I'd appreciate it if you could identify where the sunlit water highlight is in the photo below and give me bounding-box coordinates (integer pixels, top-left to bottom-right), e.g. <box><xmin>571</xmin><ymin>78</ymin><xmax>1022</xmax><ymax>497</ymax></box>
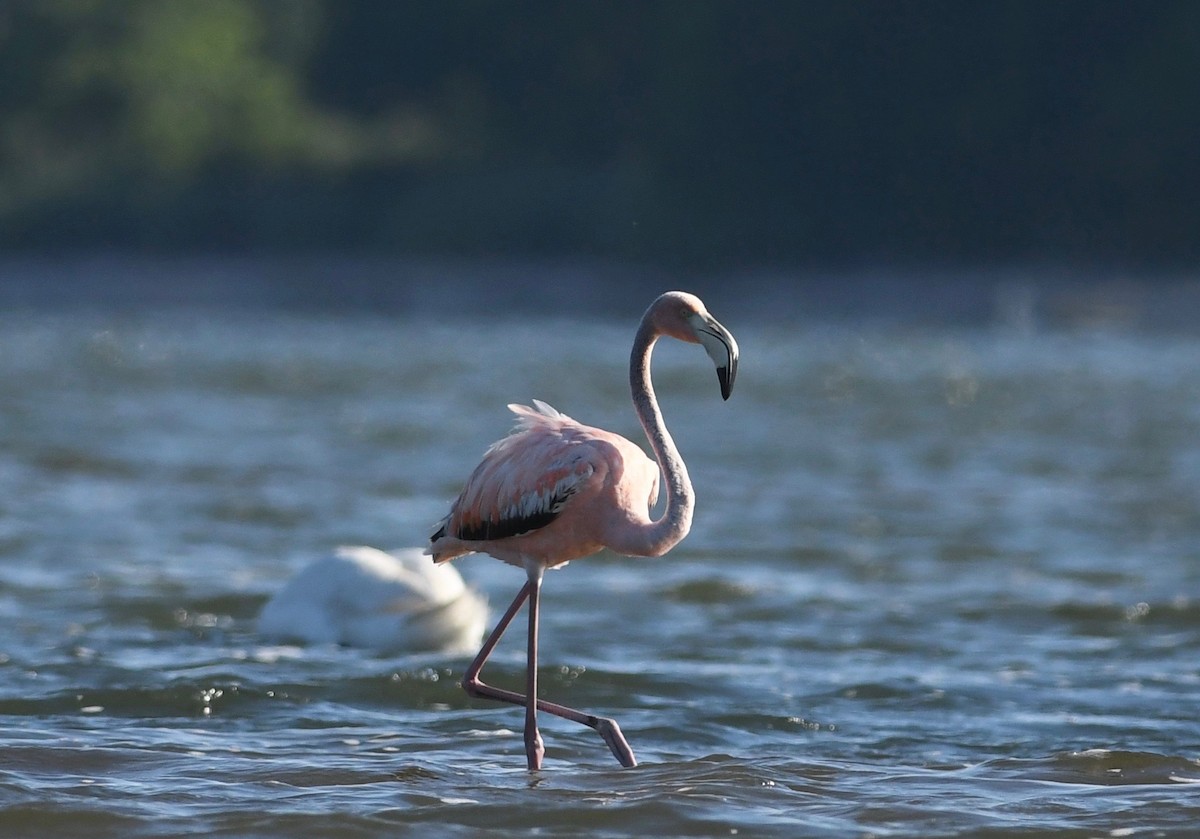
<box><xmin>2</xmin><ymin>285</ymin><xmax>1199</xmax><ymax>836</ymax></box>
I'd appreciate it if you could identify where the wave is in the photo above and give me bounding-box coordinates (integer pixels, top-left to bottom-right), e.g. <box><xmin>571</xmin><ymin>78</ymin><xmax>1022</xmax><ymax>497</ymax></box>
<box><xmin>984</xmin><ymin>749</ymin><xmax>1200</xmax><ymax>786</ymax></box>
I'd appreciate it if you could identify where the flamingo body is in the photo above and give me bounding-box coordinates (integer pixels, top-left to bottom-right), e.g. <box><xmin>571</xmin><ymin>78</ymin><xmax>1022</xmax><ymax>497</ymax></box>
<box><xmin>258</xmin><ymin>546</ymin><xmax>488</xmax><ymax>654</ymax></box>
<box><xmin>429</xmin><ymin>400</ymin><xmax>661</xmax><ymax>570</ymax></box>
<box><xmin>427</xmin><ymin>291</ymin><xmax>738</xmax><ymax>769</ymax></box>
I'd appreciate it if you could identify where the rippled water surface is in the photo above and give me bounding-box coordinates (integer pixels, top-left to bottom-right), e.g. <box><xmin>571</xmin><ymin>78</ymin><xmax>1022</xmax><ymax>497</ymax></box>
<box><xmin>2</xmin><ymin>275</ymin><xmax>1200</xmax><ymax>837</ymax></box>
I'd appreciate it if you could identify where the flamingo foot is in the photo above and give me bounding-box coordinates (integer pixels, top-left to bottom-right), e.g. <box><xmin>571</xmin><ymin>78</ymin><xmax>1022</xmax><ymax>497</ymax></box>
<box><xmin>594</xmin><ymin>716</ymin><xmax>637</xmax><ymax>768</ymax></box>
<box><xmin>525</xmin><ymin>725</ymin><xmax>545</xmax><ymax>770</ymax></box>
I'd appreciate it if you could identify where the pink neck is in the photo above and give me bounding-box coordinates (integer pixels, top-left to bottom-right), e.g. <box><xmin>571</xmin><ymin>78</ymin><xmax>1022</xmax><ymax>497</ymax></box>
<box><xmin>621</xmin><ymin>317</ymin><xmax>694</xmax><ymax>557</ymax></box>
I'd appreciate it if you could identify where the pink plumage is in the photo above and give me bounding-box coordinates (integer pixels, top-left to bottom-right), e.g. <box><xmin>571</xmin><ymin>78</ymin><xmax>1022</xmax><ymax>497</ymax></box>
<box><xmin>429</xmin><ymin>400</ymin><xmax>659</xmax><ymax>570</ymax></box>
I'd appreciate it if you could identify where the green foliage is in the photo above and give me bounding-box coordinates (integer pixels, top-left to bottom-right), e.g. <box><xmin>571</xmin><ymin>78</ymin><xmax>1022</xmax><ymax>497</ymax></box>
<box><xmin>102</xmin><ymin>0</ymin><xmax>306</xmax><ymax>169</ymax></box>
<box><xmin>0</xmin><ymin>1</ymin><xmax>1197</xmax><ymax>263</ymax></box>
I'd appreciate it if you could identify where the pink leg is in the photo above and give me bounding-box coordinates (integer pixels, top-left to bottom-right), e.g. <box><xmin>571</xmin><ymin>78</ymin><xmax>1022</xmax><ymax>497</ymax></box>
<box><xmin>523</xmin><ymin>570</ymin><xmax>545</xmax><ymax>769</ymax></box>
<box><xmin>461</xmin><ymin>576</ymin><xmax>638</xmax><ymax>769</ymax></box>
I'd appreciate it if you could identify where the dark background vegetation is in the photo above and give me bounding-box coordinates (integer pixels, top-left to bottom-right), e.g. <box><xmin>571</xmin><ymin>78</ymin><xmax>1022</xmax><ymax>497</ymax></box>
<box><xmin>2</xmin><ymin>0</ymin><xmax>1197</xmax><ymax>269</ymax></box>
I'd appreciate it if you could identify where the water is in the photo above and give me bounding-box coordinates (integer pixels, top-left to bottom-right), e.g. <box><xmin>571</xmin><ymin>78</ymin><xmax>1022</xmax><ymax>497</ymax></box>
<box><xmin>2</xmin><ymin>267</ymin><xmax>1200</xmax><ymax>836</ymax></box>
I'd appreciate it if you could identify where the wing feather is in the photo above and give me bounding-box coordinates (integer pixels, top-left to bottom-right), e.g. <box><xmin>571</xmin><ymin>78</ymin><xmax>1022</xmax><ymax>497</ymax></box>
<box><xmin>429</xmin><ymin>402</ymin><xmax>604</xmax><ymax>552</ymax></box>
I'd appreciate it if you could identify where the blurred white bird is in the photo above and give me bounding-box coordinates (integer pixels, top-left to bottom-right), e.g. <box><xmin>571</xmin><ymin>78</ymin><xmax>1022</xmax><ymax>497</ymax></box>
<box><xmin>258</xmin><ymin>546</ymin><xmax>488</xmax><ymax>654</ymax></box>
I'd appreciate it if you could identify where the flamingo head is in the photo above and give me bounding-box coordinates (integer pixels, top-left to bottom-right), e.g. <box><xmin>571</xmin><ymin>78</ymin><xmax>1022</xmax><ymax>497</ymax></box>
<box><xmin>653</xmin><ymin>291</ymin><xmax>739</xmax><ymax>400</ymax></box>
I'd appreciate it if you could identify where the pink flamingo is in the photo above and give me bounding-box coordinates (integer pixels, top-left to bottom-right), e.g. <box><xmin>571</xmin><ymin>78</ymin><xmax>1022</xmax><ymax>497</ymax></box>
<box><xmin>427</xmin><ymin>291</ymin><xmax>738</xmax><ymax>770</ymax></box>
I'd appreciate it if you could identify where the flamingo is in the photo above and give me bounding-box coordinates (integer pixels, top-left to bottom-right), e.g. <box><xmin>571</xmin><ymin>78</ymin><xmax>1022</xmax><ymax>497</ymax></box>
<box><xmin>258</xmin><ymin>546</ymin><xmax>488</xmax><ymax>654</ymax></box>
<box><xmin>427</xmin><ymin>291</ymin><xmax>738</xmax><ymax>770</ymax></box>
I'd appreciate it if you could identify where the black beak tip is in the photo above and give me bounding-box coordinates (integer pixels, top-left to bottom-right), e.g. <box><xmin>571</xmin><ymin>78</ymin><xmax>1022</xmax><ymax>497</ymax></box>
<box><xmin>718</xmin><ymin>366</ymin><xmax>735</xmax><ymax>400</ymax></box>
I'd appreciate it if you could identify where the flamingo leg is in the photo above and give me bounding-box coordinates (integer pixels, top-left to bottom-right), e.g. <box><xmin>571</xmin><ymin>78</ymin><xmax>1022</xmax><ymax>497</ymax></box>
<box><xmin>523</xmin><ymin>569</ymin><xmax>545</xmax><ymax>769</ymax></box>
<box><xmin>460</xmin><ymin>576</ymin><xmax>638</xmax><ymax>769</ymax></box>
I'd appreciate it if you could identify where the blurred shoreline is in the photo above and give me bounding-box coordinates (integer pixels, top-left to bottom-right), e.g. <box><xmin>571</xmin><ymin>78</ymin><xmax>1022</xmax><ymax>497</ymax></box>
<box><xmin>1</xmin><ymin>253</ymin><xmax>1199</xmax><ymax>332</ymax></box>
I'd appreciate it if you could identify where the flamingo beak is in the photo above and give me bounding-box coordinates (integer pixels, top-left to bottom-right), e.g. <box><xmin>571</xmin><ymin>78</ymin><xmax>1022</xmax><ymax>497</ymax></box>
<box><xmin>694</xmin><ymin>316</ymin><xmax>739</xmax><ymax>400</ymax></box>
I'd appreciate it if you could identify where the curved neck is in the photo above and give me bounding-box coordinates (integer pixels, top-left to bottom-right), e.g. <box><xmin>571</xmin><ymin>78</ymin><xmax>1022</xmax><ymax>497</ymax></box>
<box><xmin>624</xmin><ymin>317</ymin><xmax>694</xmax><ymax>557</ymax></box>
